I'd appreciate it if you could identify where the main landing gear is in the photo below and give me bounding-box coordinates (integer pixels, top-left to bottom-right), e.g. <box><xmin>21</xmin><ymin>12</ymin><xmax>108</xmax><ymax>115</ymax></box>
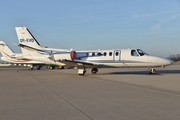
<box><xmin>78</xmin><ymin>69</ymin><xmax>86</xmax><ymax>76</ymax></box>
<box><xmin>149</xmin><ymin>67</ymin><xmax>158</xmax><ymax>74</ymax></box>
<box><xmin>91</xmin><ymin>68</ymin><xmax>98</xmax><ymax>74</ymax></box>
<box><xmin>37</xmin><ymin>65</ymin><xmax>42</xmax><ymax>70</ymax></box>
<box><xmin>29</xmin><ymin>65</ymin><xmax>42</xmax><ymax>70</ymax></box>
<box><xmin>78</xmin><ymin>68</ymin><xmax>99</xmax><ymax>76</ymax></box>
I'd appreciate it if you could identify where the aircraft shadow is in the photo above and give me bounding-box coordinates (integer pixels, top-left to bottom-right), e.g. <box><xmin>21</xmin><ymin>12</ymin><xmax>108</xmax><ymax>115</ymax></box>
<box><xmin>108</xmin><ymin>70</ymin><xmax>180</xmax><ymax>75</ymax></box>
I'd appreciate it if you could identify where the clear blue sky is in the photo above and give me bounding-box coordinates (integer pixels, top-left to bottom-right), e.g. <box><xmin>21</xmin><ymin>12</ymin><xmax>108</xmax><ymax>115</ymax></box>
<box><xmin>0</xmin><ymin>0</ymin><xmax>180</xmax><ymax>57</ymax></box>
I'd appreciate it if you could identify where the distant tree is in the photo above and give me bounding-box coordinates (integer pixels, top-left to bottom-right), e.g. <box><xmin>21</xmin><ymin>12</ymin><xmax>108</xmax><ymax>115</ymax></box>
<box><xmin>167</xmin><ymin>54</ymin><xmax>180</xmax><ymax>62</ymax></box>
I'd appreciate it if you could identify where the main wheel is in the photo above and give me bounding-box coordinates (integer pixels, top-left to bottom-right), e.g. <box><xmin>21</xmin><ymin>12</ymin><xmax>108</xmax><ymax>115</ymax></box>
<box><xmin>78</xmin><ymin>69</ymin><xmax>86</xmax><ymax>76</ymax></box>
<box><xmin>91</xmin><ymin>68</ymin><xmax>98</xmax><ymax>74</ymax></box>
<box><xmin>37</xmin><ymin>66</ymin><xmax>41</xmax><ymax>70</ymax></box>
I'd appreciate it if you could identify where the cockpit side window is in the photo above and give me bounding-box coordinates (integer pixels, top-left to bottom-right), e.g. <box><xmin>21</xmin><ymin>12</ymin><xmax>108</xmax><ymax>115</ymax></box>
<box><xmin>131</xmin><ymin>50</ymin><xmax>139</xmax><ymax>56</ymax></box>
<box><xmin>137</xmin><ymin>49</ymin><xmax>148</xmax><ymax>56</ymax></box>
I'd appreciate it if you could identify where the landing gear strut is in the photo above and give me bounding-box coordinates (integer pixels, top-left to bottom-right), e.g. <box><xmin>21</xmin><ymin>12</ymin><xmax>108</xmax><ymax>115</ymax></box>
<box><xmin>78</xmin><ymin>69</ymin><xmax>86</xmax><ymax>76</ymax></box>
<box><xmin>91</xmin><ymin>68</ymin><xmax>98</xmax><ymax>74</ymax></box>
<box><xmin>149</xmin><ymin>67</ymin><xmax>157</xmax><ymax>74</ymax></box>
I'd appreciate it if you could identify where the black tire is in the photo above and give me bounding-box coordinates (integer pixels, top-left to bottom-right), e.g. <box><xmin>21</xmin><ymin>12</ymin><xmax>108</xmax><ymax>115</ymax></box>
<box><xmin>150</xmin><ymin>68</ymin><xmax>156</xmax><ymax>74</ymax></box>
<box><xmin>91</xmin><ymin>68</ymin><xmax>98</xmax><ymax>74</ymax></box>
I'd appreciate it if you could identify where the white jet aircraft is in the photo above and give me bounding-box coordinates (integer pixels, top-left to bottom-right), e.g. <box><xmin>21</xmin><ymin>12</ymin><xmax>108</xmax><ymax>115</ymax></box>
<box><xmin>15</xmin><ymin>26</ymin><xmax>174</xmax><ymax>75</ymax></box>
<box><xmin>0</xmin><ymin>41</ymin><xmax>46</xmax><ymax>70</ymax></box>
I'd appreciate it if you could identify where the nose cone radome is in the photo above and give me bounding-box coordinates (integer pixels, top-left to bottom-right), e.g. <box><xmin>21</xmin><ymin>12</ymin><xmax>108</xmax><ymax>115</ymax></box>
<box><xmin>156</xmin><ymin>57</ymin><xmax>174</xmax><ymax>66</ymax></box>
<box><xmin>149</xmin><ymin>56</ymin><xmax>174</xmax><ymax>66</ymax></box>
<box><xmin>168</xmin><ymin>59</ymin><xmax>174</xmax><ymax>65</ymax></box>
<box><xmin>162</xmin><ymin>59</ymin><xmax>174</xmax><ymax>66</ymax></box>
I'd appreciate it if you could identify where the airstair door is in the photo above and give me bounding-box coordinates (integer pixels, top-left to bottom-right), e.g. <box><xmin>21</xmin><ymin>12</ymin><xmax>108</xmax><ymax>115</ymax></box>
<box><xmin>114</xmin><ymin>50</ymin><xmax>121</xmax><ymax>61</ymax></box>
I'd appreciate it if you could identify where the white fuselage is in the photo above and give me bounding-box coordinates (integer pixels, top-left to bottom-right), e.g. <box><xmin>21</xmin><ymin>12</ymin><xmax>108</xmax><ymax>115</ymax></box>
<box><xmin>76</xmin><ymin>49</ymin><xmax>173</xmax><ymax>68</ymax></box>
<box><xmin>0</xmin><ymin>56</ymin><xmax>44</xmax><ymax>64</ymax></box>
<box><xmin>22</xmin><ymin>48</ymin><xmax>173</xmax><ymax>68</ymax></box>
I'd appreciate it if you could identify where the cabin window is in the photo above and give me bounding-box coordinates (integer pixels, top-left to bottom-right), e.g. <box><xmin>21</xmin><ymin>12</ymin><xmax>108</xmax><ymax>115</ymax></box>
<box><xmin>92</xmin><ymin>52</ymin><xmax>95</xmax><ymax>56</ymax></box>
<box><xmin>109</xmin><ymin>52</ymin><xmax>112</xmax><ymax>56</ymax></box>
<box><xmin>103</xmin><ymin>52</ymin><xmax>107</xmax><ymax>56</ymax></box>
<box><xmin>115</xmin><ymin>52</ymin><xmax>119</xmax><ymax>56</ymax></box>
<box><xmin>131</xmin><ymin>50</ymin><xmax>139</xmax><ymax>56</ymax></box>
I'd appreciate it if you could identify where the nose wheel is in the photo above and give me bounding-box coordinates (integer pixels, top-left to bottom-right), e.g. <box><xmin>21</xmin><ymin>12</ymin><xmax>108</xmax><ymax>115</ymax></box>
<box><xmin>149</xmin><ymin>68</ymin><xmax>157</xmax><ymax>74</ymax></box>
<box><xmin>91</xmin><ymin>68</ymin><xmax>98</xmax><ymax>74</ymax></box>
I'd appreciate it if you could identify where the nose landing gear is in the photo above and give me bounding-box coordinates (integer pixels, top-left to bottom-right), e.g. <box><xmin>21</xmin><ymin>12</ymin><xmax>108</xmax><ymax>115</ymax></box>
<box><xmin>149</xmin><ymin>67</ymin><xmax>158</xmax><ymax>74</ymax></box>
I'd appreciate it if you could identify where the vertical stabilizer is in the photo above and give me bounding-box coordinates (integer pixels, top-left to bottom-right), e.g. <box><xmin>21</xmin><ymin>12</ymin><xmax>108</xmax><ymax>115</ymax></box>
<box><xmin>15</xmin><ymin>26</ymin><xmax>41</xmax><ymax>48</ymax></box>
<box><xmin>0</xmin><ymin>41</ymin><xmax>14</xmax><ymax>57</ymax></box>
<box><xmin>15</xmin><ymin>26</ymin><xmax>41</xmax><ymax>55</ymax></box>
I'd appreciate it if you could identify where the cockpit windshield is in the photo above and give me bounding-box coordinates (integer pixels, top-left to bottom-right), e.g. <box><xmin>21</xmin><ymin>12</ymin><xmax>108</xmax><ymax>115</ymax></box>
<box><xmin>137</xmin><ymin>49</ymin><xmax>148</xmax><ymax>56</ymax></box>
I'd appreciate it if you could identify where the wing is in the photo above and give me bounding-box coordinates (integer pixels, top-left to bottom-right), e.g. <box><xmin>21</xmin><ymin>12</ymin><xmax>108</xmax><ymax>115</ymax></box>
<box><xmin>59</xmin><ymin>59</ymin><xmax>103</xmax><ymax>68</ymax></box>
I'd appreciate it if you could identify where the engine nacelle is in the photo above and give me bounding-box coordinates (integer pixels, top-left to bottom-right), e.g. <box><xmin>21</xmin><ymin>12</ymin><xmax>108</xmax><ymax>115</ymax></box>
<box><xmin>70</xmin><ymin>50</ymin><xmax>76</xmax><ymax>60</ymax></box>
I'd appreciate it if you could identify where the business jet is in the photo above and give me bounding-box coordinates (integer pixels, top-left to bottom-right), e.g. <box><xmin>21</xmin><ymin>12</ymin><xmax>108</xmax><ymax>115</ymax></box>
<box><xmin>15</xmin><ymin>26</ymin><xmax>174</xmax><ymax>75</ymax></box>
<box><xmin>0</xmin><ymin>41</ymin><xmax>47</xmax><ymax>70</ymax></box>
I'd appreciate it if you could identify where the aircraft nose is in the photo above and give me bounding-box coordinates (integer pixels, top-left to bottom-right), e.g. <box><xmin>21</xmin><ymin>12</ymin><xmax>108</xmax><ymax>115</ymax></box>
<box><xmin>169</xmin><ymin>59</ymin><xmax>174</xmax><ymax>65</ymax></box>
<box><xmin>162</xmin><ymin>58</ymin><xmax>174</xmax><ymax>66</ymax></box>
<box><xmin>149</xmin><ymin>56</ymin><xmax>174</xmax><ymax>66</ymax></box>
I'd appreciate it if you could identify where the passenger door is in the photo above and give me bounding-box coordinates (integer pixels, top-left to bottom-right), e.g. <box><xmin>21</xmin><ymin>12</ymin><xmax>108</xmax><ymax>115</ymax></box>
<box><xmin>114</xmin><ymin>50</ymin><xmax>121</xmax><ymax>61</ymax></box>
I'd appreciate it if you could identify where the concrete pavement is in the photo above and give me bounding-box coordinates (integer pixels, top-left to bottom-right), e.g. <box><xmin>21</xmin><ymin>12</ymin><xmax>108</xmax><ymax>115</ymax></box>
<box><xmin>0</xmin><ymin>65</ymin><xmax>180</xmax><ymax>120</ymax></box>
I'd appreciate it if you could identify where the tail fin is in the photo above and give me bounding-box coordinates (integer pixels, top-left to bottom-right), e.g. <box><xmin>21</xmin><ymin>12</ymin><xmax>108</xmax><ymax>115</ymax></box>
<box><xmin>15</xmin><ymin>26</ymin><xmax>41</xmax><ymax>56</ymax></box>
<box><xmin>0</xmin><ymin>41</ymin><xmax>14</xmax><ymax>57</ymax></box>
<box><xmin>15</xmin><ymin>26</ymin><xmax>41</xmax><ymax>48</ymax></box>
